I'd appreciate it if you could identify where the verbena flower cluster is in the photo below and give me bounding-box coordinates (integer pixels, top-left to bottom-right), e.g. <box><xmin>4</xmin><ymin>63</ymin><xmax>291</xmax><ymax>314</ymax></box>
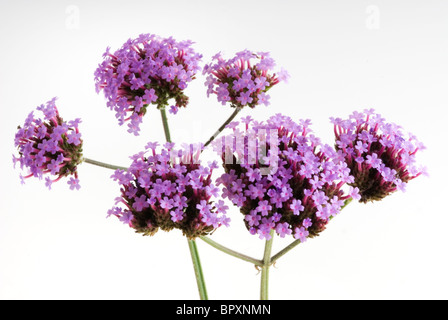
<box><xmin>13</xmin><ymin>98</ymin><xmax>83</xmax><ymax>190</ymax></box>
<box><xmin>108</xmin><ymin>142</ymin><xmax>230</xmax><ymax>239</ymax></box>
<box><xmin>13</xmin><ymin>31</ymin><xmax>427</xmax><ymax>250</ymax></box>
<box><xmin>331</xmin><ymin>109</ymin><xmax>426</xmax><ymax>202</ymax></box>
<box><xmin>203</xmin><ymin>50</ymin><xmax>289</xmax><ymax>109</ymax></box>
<box><xmin>94</xmin><ymin>33</ymin><xmax>202</xmax><ymax>135</ymax></box>
<box><xmin>214</xmin><ymin>114</ymin><xmax>358</xmax><ymax>241</ymax></box>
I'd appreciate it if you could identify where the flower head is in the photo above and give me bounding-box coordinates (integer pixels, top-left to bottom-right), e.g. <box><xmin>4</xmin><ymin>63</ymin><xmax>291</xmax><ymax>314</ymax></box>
<box><xmin>13</xmin><ymin>98</ymin><xmax>83</xmax><ymax>189</ymax></box>
<box><xmin>214</xmin><ymin>114</ymin><xmax>353</xmax><ymax>241</ymax></box>
<box><xmin>203</xmin><ymin>50</ymin><xmax>288</xmax><ymax>109</ymax></box>
<box><xmin>94</xmin><ymin>34</ymin><xmax>202</xmax><ymax>135</ymax></box>
<box><xmin>331</xmin><ymin>109</ymin><xmax>426</xmax><ymax>202</ymax></box>
<box><xmin>109</xmin><ymin>142</ymin><xmax>229</xmax><ymax>239</ymax></box>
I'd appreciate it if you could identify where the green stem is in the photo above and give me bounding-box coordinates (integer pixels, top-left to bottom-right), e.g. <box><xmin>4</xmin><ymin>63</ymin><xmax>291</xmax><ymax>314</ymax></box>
<box><xmin>203</xmin><ymin>106</ymin><xmax>242</xmax><ymax>148</ymax></box>
<box><xmin>270</xmin><ymin>197</ymin><xmax>354</xmax><ymax>265</ymax></box>
<box><xmin>159</xmin><ymin>107</ymin><xmax>208</xmax><ymax>300</ymax></box>
<box><xmin>188</xmin><ymin>239</ymin><xmax>208</xmax><ymax>300</ymax></box>
<box><xmin>160</xmin><ymin>107</ymin><xmax>172</xmax><ymax>143</ymax></box>
<box><xmin>83</xmin><ymin>157</ymin><xmax>128</xmax><ymax>171</ymax></box>
<box><xmin>200</xmin><ymin>236</ymin><xmax>263</xmax><ymax>267</ymax></box>
<box><xmin>270</xmin><ymin>238</ymin><xmax>301</xmax><ymax>264</ymax></box>
<box><xmin>260</xmin><ymin>230</ymin><xmax>275</xmax><ymax>300</ymax></box>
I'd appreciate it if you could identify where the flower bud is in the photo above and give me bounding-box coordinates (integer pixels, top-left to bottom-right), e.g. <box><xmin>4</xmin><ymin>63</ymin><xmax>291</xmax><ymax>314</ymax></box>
<box><xmin>13</xmin><ymin>98</ymin><xmax>83</xmax><ymax>190</ymax></box>
<box><xmin>214</xmin><ymin>114</ymin><xmax>354</xmax><ymax>241</ymax></box>
<box><xmin>203</xmin><ymin>50</ymin><xmax>288</xmax><ymax>109</ymax></box>
<box><xmin>331</xmin><ymin>109</ymin><xmax>426</xmax><ymax>202</ymax></box>
<box><xmin>95</xmin><ymin>34</ymin><xmax>202</xmax><ymax>135</ymax></box>
<box><xmin>109</xmin><ymin>142</ymin><xmax>229</xmax><ymax>239</ymax></box>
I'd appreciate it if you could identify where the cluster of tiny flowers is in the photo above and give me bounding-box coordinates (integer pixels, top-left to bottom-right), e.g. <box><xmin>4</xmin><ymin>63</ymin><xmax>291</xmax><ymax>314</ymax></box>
<box><xmin>203</xmin><ymin>50</ymin><xmax>289</xmax><ymax>109</ymax></box>
<box><xmin>214</xmin><ymin>114</ymin><xmax>358</xmax><ymax>241</ymax></box>
<box><xmin>331</xmin><ymin>109</ymin><xmax>426</xmax><ymax>203</ymax></box>
<box><xmin>94</xmin><ymin>33</ymin><xmax>202</xmax><ymax>135</ymax></box>
<box><xmin>13</xmin><ymin>98</ymin><xmax>83</xmax><ymax>190</ymax></box>
<box><xmin>108</xmin><ymin>142</ymin><xmax>230</xmax><ymax>239</ymax></box>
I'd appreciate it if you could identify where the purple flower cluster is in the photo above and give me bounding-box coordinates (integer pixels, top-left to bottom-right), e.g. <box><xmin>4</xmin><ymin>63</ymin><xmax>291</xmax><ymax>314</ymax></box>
<box><xmin>109</xmin><ymin>142</ymin><xmax>230</xmax><ymax>239</ymax></box>
<box><xmin>214</xmin><ymin>114</ymin><xmax>357</xmax><ymax>241</ymax></box>
<box><xmin>13</xmin><ymin>98</ymin><xmax>83</xmax><ymax>190</ymax></box>
<box><xmin>331</xmin><ymin>109</ymin><xmax>426</xmax><ymax>202</ymax></box>
<box><xmin>94</xmin><ymin>34</ymin><xmax>202</xmax><ymax>135</ymax></box>
<box><xmin>203</xmin><ymin>50</ymin><xmax>289</xmax><ymax>109</ymax></box>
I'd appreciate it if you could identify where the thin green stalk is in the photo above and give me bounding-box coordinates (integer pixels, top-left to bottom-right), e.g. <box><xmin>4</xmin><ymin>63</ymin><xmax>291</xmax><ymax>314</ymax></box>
<box><xmin>83</xmin><ymin>157</ymin><xmax>128</xmax><ymax>171</ymax></box>
<box><xmin>260</xmin><ymin>230</ymin><xmax>275</xmax><ymax>300</ymax></box>
<box><xmin>270</xmin><ymin>238</ymin><xmax>301</xmax><ymax>264</ymax></box>
<box><xmin>270</xmin><ymin>197</ymin><xmax>354</xmax><ymax>265</ymax></box>
<box><xmin>200</xmin><ymin>236</ymin><xmax>263</xmax><ymax>267</ymax></box>
<box><xmin>203</xmin><ymin>106</ymin><xmax>242</xmax><ymax>148</ymax></box>
<box><xmin>160</xmin><ymin>107</ymin><xmax>172</xmax><ymax>143</ymax></box>
<box><xmin>188</xmin><ymin>239</ymin><xmax>208</xmax><ymax>300</ymax></box>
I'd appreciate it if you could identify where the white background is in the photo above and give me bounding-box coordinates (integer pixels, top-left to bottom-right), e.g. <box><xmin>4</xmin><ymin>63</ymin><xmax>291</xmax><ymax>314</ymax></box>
<box><xmin>0</xmin><ymin>0</ymin><xmax>446</xmax><ymax>300</ymax></box>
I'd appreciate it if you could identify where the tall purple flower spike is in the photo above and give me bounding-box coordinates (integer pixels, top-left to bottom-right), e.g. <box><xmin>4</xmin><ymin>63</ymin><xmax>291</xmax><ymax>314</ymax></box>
<box><xmin>109</xmin><ymin>142</ymin><xmax>230</xmax><ymax>239</ymax></box>
<box><xmin>13</xmin><ymin>98</ymin><xmax>83</xmax><ymax>190</ymax></box>
<box><xmin>95</xmin><ymin>34</ymin><xmax>202</xmax><ymax>135</ymax></box>
<box><xmin>214</xmin><ymin>114</ymin><xmax>356</xmax><ymax>241</ymax></box>
<box><xmin>331</xmin><ymin>109</ymin><xmax>426</xmax><ymax>202</ymax></box>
